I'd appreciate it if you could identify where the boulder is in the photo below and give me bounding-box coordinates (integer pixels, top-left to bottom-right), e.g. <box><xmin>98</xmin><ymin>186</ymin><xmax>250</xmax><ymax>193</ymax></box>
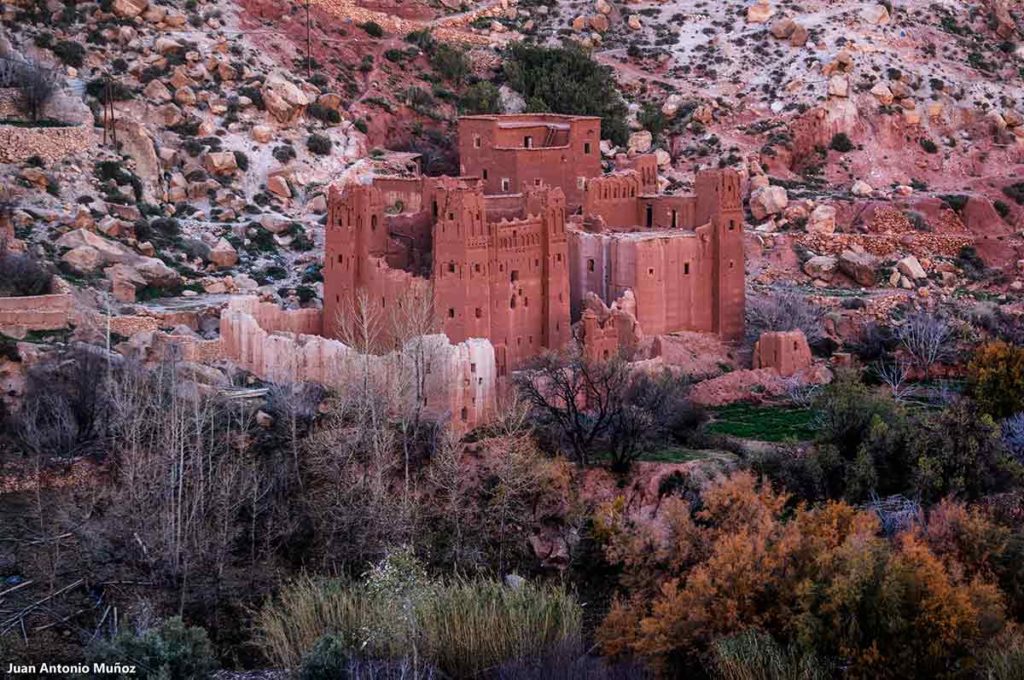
<box><xmin>828</xmin><ymin>75</ymin><xmax>849</xmax><ymax>98</ymax></box>
<box><xmin>627</xmin><ymin>15</ymin><xmax>642</xmax><ymax>31</ymax></box>
<box><xmin>112</xmin><ymin>0</ymin><xmax>148</xmax><ymax>18</ymax></box>
<box><xmin>143</xmin><ymin>79</ymin><xmax>172</xmax><ymax>104</ymax></box>
<box><xmin>133</xmin><ymin>257</ymin><xmax>181</xmax><ymax>287</ymax></box>
<box><xmin>595</xmin><ymin>0</ymin><xmax>612</xmax><ymax>14</ymax></box>
<box><xmin>789</xmin><ymin>24</ymin><xmax>809</xmax><ymax>46</ymax></box>
<box><xmin>267</xmin><ymin>175</ymin><xmax>291</xmax><ymax>199</ymax></box>
<box><xmin>628</xmin><ymin>130</ymin><xmax>653</xmax><ymax>154</ymax></box>
<box><xmin>749</xmin><ymin>185</ymin><xmax>789</xmax><ymax>221</ymax></box>
<box><xmin>897</xmin><ymin>255</ymin><xmax>927</xmax><ymax>280</ymax></box>
<box><xmin>860</xmin><ymin>3</ymin><xmax>890</xmax><ymax>25</ymax></box>
<box><xmin>803</xmin><ymin>255</ymin><xmax>838</xmax><ymax>281</ymax></box>
<box><xmin>251</xmin><ymin>125</ymin><xmax>273</xmax><ymax>143</ymax></box>
<box><xmin>661</xmin><ymin>94</ymin><xmax>684</xmax><ymax>117</ymax></box>
<box><xmin>807</xmin><ymin>204</ymin><xmax>836</xmax><ymax>235</ymax></box>
<box><xmin>747</xmin><ymin>0</ymin><xmax>774</xmax><ymax>23</ymax></box>
<box><xmin>589</xmin><ymin>14</ymin><xmax>610</xmax><ymax>32</ymax></box>
<box><xmin>851</xmin><ymin>180</ymin><xmax>873</xmax><ymax>196</ymax></box>
<box><xmin>262</xmin><ymin>72</ymin><xmax>310</xmax><ymax>124</ymax></box>
<box><xmin>56</xmin><ymin>229</ymin><xmax>135</xmax><ymax>265</ymax></box>
<box><xmin>839</xmin><ymin>249</ymin><xmax>878</xmax><ymax>286</ymax></box>
<box><xmin>203</xmin><ymin>151</ymin><xmax>238</xmax><ymax>176</ymax></box>
<box><xmin>770</xmin><ymin>18</ymin><xmax>796</xmax><ymax>39</ymax></box>
<box><xmin>62</xmin><ymin>246</ymin><xmax>103</xmax><ymax>274</ymax></box>
<box><xmin>173</xmin><ymin>86</ymin><xmax>197</xmax><ymax>107</ymax></box>
<box><xmin>105</xmin><ymin>264</ymin><xmax>147</xmax><ymax>302</ymax></box>
<box><xmin>870</xmin><ymin>82</ymin><xmax>894</xmax><ymax>105</ymax></box>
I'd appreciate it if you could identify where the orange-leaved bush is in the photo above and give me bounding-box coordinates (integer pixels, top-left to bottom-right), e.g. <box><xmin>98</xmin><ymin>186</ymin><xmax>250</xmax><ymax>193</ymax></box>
<box><xmin>596</xmin><ymin>471</ymin><xmax>1009</xmax><ymax>678</ymax></box>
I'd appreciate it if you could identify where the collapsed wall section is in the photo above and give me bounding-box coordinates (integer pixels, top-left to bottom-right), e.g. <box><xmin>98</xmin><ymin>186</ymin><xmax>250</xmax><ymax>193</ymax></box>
<box><xmin>219</xmin><ymin>297</ymin><xmax>496</xmax><ymax>429</ymax></box>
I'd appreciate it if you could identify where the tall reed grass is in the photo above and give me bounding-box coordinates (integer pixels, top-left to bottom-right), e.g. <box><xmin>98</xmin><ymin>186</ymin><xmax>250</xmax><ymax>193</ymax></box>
<box><xmin>256</xmin><ymin>574</ymin><xmax>581</xmax><ymax>678</ymax></box>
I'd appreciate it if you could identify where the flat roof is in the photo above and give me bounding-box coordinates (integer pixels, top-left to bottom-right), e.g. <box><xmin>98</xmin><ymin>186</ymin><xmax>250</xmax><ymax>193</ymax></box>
<box><xmin>460</xmin><ymin>113</ymin><xmax>602</xmax><ymax>122</ymax></box>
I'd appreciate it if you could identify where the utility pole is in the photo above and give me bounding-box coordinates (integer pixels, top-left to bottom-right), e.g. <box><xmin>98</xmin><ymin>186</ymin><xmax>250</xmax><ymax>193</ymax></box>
<box><xmin>305</xmin><ymin>0</ymin><xmax>312</xmax><ymax>79</ymax></box>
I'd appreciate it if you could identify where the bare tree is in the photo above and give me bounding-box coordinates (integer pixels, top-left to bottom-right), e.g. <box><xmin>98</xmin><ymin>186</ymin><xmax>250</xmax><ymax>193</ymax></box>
<box><xmin>875</xmin><ymin>356</ymin><xmax>916</xmax><ymax>402</ymax></box>
<box><xmin>16</xmin><ymin>62</ymin><xmax>56</xmax><ymax>122</ymax></box>
<box><xmin>514</xmin><ymin>349</ymin><xmax>627</xmax><ymax>466</ymax></box>
<box><xmin>389</xmin><ymin>284</ymin><xmax>441</xmax><ymax>491</ymax></box>
<box><xmin>745</xmin><ymin>287</ymin><xmax>825</xmax><ymax>345</ymax></box>
<box><xmin>896</xmin><ymin>310</ymin><xmax>954</xmax><ymax>374</ymax></box>
<box><xmin>515</xmin><ymin>349</ymin><xmax>699</xmax><ymax>471</ymax></box>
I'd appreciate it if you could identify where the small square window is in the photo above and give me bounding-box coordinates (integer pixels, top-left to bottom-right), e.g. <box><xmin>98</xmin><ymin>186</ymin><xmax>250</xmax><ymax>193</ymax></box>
<box><xmin>584</xmin><ymin>142</ymin><xmax>592</xmax><ymax>155</ymax></box>
<box><xmin>448</xmin><ymin>308</ymin><xmax>455</xmax><ymax>318</ymax></box>
<box><xmin>473</xmin><ymin>135</ymin><xmax>481</xmax><ymax>148</ymax></box>
<box><xmin>684</xmin><ymin>263</ymin><xmax>690</xmax><ymax>275</ymax></box>
<box><xmin>448</xmin><ymin>262</ymin><xmax>456</xmax><ymax>273</ymax></box>
<box><xmin>587</xmin><ymin>259</ymin><xmax>595</xmax><ymax>272</ymax></box>
<box><xmin>475</xmin><ymin>307</ymin><xmax>482</xmax><ymax>318</ymax></box>
<box><xmin>482</xmin><ymin>169</ymin><xmax>488</xmax><ymax>180</ymax></box>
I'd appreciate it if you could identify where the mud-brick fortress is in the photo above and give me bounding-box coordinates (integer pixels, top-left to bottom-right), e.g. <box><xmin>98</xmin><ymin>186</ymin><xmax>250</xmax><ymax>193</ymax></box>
<box><xmin>210</xmin><ymin>114</ymin><xmax>749</xmax><ymax>428</ymax></box>
<box><xmin>323</xmin><ymin>114</ymin><xmax>746</xmax><ymax>377</ymax></box>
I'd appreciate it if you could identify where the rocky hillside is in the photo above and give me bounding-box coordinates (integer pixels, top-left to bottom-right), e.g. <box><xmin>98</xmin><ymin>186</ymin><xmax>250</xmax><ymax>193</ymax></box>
<box><xmin>0</xmin><ymin>0</ymin><xmax>1022</xmax><ymax>346</ymax></box>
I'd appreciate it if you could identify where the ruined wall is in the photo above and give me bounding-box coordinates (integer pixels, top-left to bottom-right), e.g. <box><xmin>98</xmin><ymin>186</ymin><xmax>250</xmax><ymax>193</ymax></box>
<box><xmin>374</xmin><ymin>176</ymin><xmax>426</xmax><ymax>214</ymax></box>
<box><xmin>753</xmin><ymin>330</ymin><xmax>813</xmax><ymax>376</ymax></box>
<box><xmin>0</xmin><ymin>125</ymin><xmax>95</xmax><ymax>164</ymax></box>
<box><xmin>219</xmin><ymin>297</ymin><xmax>496</xmax><ymax>429</ymax></box>
<box><xmin>0</xmin><ymin>294</ymin><xmax>72</xmax><ymax>333</ymax></box>
<box><xmin>579</xmin><ymin>291</ymin><xmax>642</xmax><ymax>362</ymax></box>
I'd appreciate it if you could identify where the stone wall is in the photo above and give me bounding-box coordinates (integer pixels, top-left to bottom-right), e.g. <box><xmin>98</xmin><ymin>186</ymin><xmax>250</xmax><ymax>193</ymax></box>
<box><xmin>0</xmin><ymin>293</ymin><xmax>72</xmax><ymax>334</ymax></box>
<box><xmin>0</xmin><ymin>124</ymin><xmax>95</xmax><ymax>164</ymax></box>
<box><xmin>219</xmin><ymin>296</ymin><xmax>496</xmax><ymax>429</ymax></box>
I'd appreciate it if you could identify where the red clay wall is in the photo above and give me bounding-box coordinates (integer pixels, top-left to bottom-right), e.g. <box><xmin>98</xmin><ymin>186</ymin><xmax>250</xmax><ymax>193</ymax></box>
<box><xmin>459</xmin><ymin>115</ymin><xmax>602</xmax><ymax>209</ymax></box>
<box><xmin>570</xmin><ymin>170</ymin><xmax>745</xmax><ymax>340</ymax></box>
<box><xmin>753</xmin><ymin>330</ymin><xmax>813</xmax><ymax>376</ymax></box>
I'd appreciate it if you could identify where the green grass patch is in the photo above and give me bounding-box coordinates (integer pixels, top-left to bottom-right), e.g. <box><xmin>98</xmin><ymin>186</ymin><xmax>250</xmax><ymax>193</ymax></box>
<box><xmin>706</xmin><ymin>403</ymin><xmax>818</xmax><ymax>442</ymax></box>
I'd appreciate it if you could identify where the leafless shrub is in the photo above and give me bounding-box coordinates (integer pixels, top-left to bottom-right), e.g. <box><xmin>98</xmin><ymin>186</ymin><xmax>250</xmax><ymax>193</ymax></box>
<box><xmin>745</xmin><ymin>288</ymin><xmax>825</xmax><ymax>345</ymax></box>
<box><xmin>15</xmin><ymin>62</ymin><xmax>56</xmax><ymax>122</ymax></box>
<box><xmin>0</xmin><ymin>249</ymin><xmax>52</xmax><ymax>296</ymax></box>
<box><xmin>15</xmin><ymin>344</ymin><xmax>112</xmax><ymax>457</ymax></box>
<box><xmin>896</xmin><ymin>310</ymin><xmax>954</xmax><ymax>372</ymax></box>
<box><xmin>875</xmin><ymin>357</ymin><xmax>917</xmax><ymax>402</ymax></box>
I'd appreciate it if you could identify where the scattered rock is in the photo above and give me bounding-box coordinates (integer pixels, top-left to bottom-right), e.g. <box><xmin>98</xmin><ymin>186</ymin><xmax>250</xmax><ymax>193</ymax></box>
<box><xmin>209</xmin><ymin>238</ymin><xmax>238</xmax><ymax>268</ymax></box>
<box><xmin>803</xmin><ymin>255</ymin><xmax>839</xmax><ymax>282</ymax></box>
<box><xmin>747</xmin><ymin>0</ymin><xmax>774</xmax><ymax>24</ymax></box>
<box><xmin>839</xmin><ymin>249</ymin><xmax>878</xmax><ymax>286</ymax></box>
<box><xmin>749</xmin><ymin>185</ymin><xmax>789</xmax><ymax>221</ymax></box>
<box><xmin>807</xmin><ymin>204</ymin><xmax>836</xmax><ymax>235</ymax></box>
<box><xmin>897</xmin><ymin>255</ymin><xmax>927</xmax><ymax>280</ymax></box>
<box><xmin>860</xmin><ymin>3</ymin><xmax>891</xmax><ymax>25</ymax></box>
<box><xmin>627</xmin><ymin>130</ymin><xmax>652</xmax><ymax>154</ymax></box>
<box><xmin>851</xmin><ymin>180</ymin><xmax>873</xmax><ymax>196</ymax></box>
<box><xmin>112</xmin><ymin>0</ymin><xmax>148</xmax><ymax>19</ymax></box>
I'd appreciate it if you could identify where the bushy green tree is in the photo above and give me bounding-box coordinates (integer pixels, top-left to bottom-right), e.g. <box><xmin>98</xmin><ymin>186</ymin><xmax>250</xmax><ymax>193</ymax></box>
<box><xmin>503</xmin><ymin>44</ymin><xmax>629</xmax><ymax>145</ymax></box>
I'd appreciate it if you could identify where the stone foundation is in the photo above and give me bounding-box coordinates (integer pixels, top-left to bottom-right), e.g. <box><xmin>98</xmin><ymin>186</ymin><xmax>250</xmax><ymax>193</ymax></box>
<box><xmin>0</xmin><ymin>293</ymin><xmax>72</xmax><ymax>335</ymax></box>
